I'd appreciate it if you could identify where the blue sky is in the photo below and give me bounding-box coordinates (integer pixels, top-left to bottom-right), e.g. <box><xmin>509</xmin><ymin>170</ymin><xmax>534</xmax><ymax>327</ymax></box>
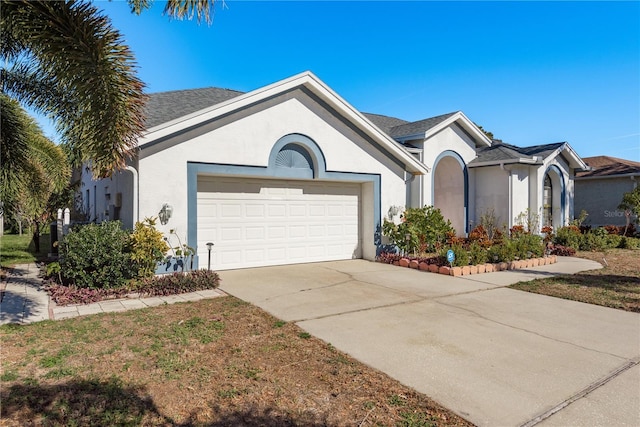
<box><xmin>42</xmin><ymin>1</ymin><xmax>640</xmax><ymax>161</ymax></box>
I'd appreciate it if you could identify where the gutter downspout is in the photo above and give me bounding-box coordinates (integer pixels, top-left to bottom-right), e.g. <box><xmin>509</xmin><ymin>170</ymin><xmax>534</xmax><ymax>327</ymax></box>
<box><xmin>405</xmin><ymin>172</ymin><xmax>417</xmax><ymax>208</ymax></box>
<box><xmin>125</xmin><ymin>166</ymin><xmax>139</xmax><ymax>224</ymax></box>
<box><xmin>501</xmin><ymin>162</ymin><xmax>513</xmax><ymax>229</ymax></box>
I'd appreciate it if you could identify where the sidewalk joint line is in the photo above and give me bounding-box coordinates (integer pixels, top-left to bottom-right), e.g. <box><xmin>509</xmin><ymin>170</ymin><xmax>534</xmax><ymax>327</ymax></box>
<box><xmin>519</xmin><ymin>357</ymin><xmax>640</xmax><ymax>427</ymax></box>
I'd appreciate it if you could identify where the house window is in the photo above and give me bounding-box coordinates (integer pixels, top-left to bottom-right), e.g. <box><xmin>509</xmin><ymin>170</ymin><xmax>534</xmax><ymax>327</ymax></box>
<box><xmin>543</xmin><ymin>174</ymin><xmax>552</xmax><ymax>226</ymax></box>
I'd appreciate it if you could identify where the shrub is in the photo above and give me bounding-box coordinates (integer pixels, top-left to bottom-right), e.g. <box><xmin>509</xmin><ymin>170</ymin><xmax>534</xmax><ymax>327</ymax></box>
<box><xmin>45</xmin><ymin>283</ymin><xmax>127</xmax><ymax>306</ymax></box>
<box><xmin>579</xmin><ymin>227</ymin><xmax>608</xmax><ymax>251</ymax></box>
<box><xmin>468</xmin><ymin>241</ymin><xmax>488</xmax><ymax>265</ymax></box>
<box><xmin>606</xmin><ymin>234</ymin><xmax>624</xmax><ymax>249</ymax></box>
<box><xmin>130</xmin><ymin>217</ymin><xmax>169</xmax><ymax>279</ymax></box>
<box><xmin>440</xmin><ymin>244</ymin><xmax>470</xmax><ymax>267</ymax></box>
<box><xmin>478</xmin><ymin>208</ymin><xmax>501</xmax><ymax>242</ymax></box>
<box><xmin>619</xmin><ymin>236</ymin><xmax>640</xmax><ymax>249</ymax></box>
<box><xmin>512</xmin><ymin>233</ymin><xmax>543</xmax><ymax>259</ymax></box>
<box><xmin>133</xmin><ymin>270</ymin><xmax>221</xmax><ymax>296</ymax></box>
<box><xmin>59</xmin><ymin>221</ymin><xmax>135</xmax><ymax>289</ymax></box>
<box><xmin>550</xmin><ymin>244</ymin><xmax>576</xmax><ymax>256</ymax></box>
<box><xmin>468</xmin><ymin>225</ymin><xmax>492</xmax><ymax>248</ymax></box>
<box><xmin>487</xmin><ymin>239</ymin><xmax>516</xmax><ymax>262</ymax></box>
<box><xmin>376</xmin><ymin>252</ymin><xmax>402</xmax><ymax>264</ymax></box>
<box><xmin>382</xmin><ymin>206</ymin><xmax>454</xmax><ymax>255</ymax></box>
<box><xmin>554</xmin><ymin>225</ymin><xmax>582</xmax><ymax>250</ymax></box>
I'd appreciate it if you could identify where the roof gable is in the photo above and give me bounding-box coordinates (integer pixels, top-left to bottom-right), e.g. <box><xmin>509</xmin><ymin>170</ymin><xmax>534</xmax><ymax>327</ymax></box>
<box><xmin>387</xmin><ymin>111</ymin><xmax>492</xmax><ymax>148</ymax></box>
<box><xmin>387</xmin><ymin>112</ymin><xmax>457</xmax><ymax>139</ymax></box>
<box><xmin>469</xmin><ymin>141</ymin><xmax>587</xmax><ymax>170</ymax></box>
<box><xmin>139</xmin><ymin>71</ymin><xmax>429</xmax><ymax>175</ymax></box>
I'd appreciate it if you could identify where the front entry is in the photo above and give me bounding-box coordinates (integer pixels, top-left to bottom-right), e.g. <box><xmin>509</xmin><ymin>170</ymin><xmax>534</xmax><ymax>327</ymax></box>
<box><xmin>433</xmin><ymin>155</ymin><xmax>466</xmax><ymax>235</ymax></box>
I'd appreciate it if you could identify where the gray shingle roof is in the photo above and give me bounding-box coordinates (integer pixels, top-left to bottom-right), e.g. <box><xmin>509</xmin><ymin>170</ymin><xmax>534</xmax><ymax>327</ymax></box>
<box><xmin>362</xmin><ymin>113</ymin><xmax>409</xmax><ymax>135</ymax></box>
<box><xmin>142</xmin><ymin>86</ymin><xmax>460</xmax><ymax>146</ymax></box>
<box><xmin>470</xmin><ymin>142</ymin><xmax>565</xmax><ymax>165</ymax></box>
<box><xmin>144</xmin><ymin>87</ymin><xmax>245</xmax><ymax>129</ymax></box>
<box><xmin>386</xmin><ymin>112</ymin><xmax>458</xmax><ymax>139</ymax></box>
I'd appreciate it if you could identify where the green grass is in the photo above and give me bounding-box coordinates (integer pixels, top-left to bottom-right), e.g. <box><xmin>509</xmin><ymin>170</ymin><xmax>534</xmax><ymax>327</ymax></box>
<box><xmin>1</xmin><ymin>233</ymin><xmax>51</xmax><ymax>268</ymax></box>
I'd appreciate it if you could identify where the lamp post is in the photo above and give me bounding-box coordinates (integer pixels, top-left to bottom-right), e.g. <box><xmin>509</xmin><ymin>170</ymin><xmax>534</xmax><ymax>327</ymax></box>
<box><xmin>206</xmin><ymin>242</ymin><xmax>214</xmax><ymax>270</ymax></box>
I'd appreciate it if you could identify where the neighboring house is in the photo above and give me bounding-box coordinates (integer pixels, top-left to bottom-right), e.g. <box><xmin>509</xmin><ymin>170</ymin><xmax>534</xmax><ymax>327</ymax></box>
<box><xmin>574</xmin><ymin>156</ymin><xmax>640</xmax><ymax>227</ymax></box>
<box><xmin>78</xmin><ymin>71</ymin><xmax>588</xmax><ymax>270</ymax></box>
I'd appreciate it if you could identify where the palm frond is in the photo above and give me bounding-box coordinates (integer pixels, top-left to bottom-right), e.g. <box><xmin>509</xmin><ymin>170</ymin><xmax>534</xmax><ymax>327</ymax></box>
<box><xmin>0</xmin><ymin>94</ymin><xmax>32</xmax><ymax>205</ymax></box>
<box><xmin>1</xmin><ymin>0</ymin><xmax>147</xmax><ymax>177</ymax></box>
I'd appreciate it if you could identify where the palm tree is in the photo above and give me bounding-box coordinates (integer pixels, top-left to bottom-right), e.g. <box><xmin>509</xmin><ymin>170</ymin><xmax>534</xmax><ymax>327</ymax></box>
<box><xmin>1</xmin><ymin>0</ymin><xmax>146</xmax><ymax>178</ymax></box>
<box><xmin>1</xmin><ymin>94</ymin><xmax>71</xmax><ymax>249</ymax></box>
<box><xmin>1</xmin><ymin>0</ymin><xmax>219</xmax><ymax>178</ymax></box>
<box><xmin>128</xmin><ymin>0</ymin><xmax>219</xmax><ymax>24</ymax></box>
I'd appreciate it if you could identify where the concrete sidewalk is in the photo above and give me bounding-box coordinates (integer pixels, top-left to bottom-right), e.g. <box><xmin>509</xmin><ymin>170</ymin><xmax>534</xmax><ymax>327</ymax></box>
<box><xmin>0</xmin><ymin>263</ymin><xmax>225</xmax><ymax>324</ymax></box>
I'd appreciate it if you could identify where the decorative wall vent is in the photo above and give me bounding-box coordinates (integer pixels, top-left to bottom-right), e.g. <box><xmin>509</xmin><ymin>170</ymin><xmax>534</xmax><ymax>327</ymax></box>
<box><xmin>275</xmin><ymin>143</ymin><xmax>314</xmax><ymax>171</ymax></box>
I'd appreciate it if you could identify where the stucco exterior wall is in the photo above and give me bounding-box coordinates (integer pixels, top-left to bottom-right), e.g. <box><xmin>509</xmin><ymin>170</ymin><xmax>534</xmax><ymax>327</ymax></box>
<box><xmin>137</xmin><ymin>92</ymin><xmax>409</xmax><ymax>260</ymax></box>
<box><xmin>472</xmin><ymin>166</ymin><xmax>510</xmax><ymax>230</ymax></box>
<box><xmin>78</xmin><ymin>165</ymin><xmax>136</xmax><ymax>229</ymax></box>
<box><xmin>510</xmin><ymin>165</ymin><xmax>531</xmax><ymax>226</ymax></box>
<box><xmin>575</xmin><ymin>177</ymin><xmax>638</xmax><ymax>226</ymax></box>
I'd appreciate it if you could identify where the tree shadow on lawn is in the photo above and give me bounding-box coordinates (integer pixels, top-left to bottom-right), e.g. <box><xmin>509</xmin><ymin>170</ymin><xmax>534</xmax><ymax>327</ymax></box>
<box><xmin>1</xmin><ymin>378</ymin><xmax>330</xmax><ymax>426</ymax></box>
<box><xmin>1</xmin><ymin>377</ymin><xmax>171</xmax><ymax>425</ymax></box>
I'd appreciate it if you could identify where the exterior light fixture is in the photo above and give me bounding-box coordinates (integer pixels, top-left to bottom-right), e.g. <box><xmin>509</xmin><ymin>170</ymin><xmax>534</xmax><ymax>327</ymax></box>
<box><xmin>158</xmin><ymin>203</ymin><xmax>173</xmax><ymax>225</ymax></box>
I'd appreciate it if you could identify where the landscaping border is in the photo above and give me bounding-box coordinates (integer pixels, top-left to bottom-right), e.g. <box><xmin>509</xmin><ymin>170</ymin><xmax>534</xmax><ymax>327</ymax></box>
<box><xmin>386</xmin><ymin>255</ymin><xmax>558</xmax><ymax>277</ymax></box>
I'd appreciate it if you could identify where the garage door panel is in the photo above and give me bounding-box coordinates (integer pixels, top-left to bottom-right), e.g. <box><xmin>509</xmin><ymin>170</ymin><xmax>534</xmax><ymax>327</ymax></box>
<box><xmin>221</xmin><ymin>227</ymin><xmax>242</xmax><ymax>242</ymax></box>
<box><xmin>245</xmin><ymin>204</ymin><xmax>264</xmax><ymax>217</ymax></box>
<box><xmin>197</xmin><ymin>177</ymin><xmax>361</xmax><ymax>270</ymax></box>
<box><xmin>289</xmin><ymin>204</ymin><xmax>306</xmax><ymax>216</ymax></box>
<box><xmin>245</xmin><ymin>227</ymin><xmax>265</xmax><ymax>240</ymax></box>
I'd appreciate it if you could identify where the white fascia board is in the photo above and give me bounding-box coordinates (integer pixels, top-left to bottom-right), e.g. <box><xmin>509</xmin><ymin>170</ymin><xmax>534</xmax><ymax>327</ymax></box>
<box><xmin>467</xmin><ymin>158</ymin><xmax>541</xmax><ymax>168</ymax></box>
<box><xmin>140</xmin><ymin>71</ymin><xmax>430</xmax><ymax>175</ymax></box>
<box><xmin>423</xmin><ymin>111</ymin><xmax>492</xmax><ymax>147</ymax></box>
<box><xmin>455</xmin><ymin>111</ymin><xmax>493</xmax><ymax>147</ymax></box>
<box><xmin>300</xmin><ymin>73</ymin><xmax>429</xmax><ymax>175</ymax></box>
<box><xmin>561</xmin><ymin>143</ymin><xmax>590</xmax><ymax>170</ymax></box>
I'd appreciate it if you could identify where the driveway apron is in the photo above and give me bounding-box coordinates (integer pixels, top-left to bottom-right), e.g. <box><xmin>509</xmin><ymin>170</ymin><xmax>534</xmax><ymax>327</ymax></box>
<box><xmin>220</xmin><ymin>259</ymin><xmax>640</xmax><ymax>427</ymax></box>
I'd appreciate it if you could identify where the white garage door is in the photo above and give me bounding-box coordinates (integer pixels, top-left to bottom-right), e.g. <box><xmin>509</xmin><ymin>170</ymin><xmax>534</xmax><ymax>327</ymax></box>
<box><xmin>197</xmin><ymin>176</ymin><xmax>361</xmax><ymax>270</ymax></box>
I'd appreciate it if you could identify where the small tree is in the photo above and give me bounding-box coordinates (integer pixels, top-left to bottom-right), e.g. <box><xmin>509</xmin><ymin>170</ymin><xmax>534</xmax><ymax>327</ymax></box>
<box><xmin>130</xmin><ymin>217</ymin><xmax>169</xmax><ymax>279</ymax></box>
<box><xmin>618</xmin><ymin>186</ymin><xmax>640</xmax><ymax>236</ymax></box>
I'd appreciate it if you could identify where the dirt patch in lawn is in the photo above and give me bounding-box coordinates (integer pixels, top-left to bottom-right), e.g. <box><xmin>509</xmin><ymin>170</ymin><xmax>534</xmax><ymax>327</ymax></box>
<box><xmin>510</xmin><ymin>249</ymin><xmax>640</xmax><ymax>312</ymax></box>
<box><xmin>1</xmin><ymin>296</ymin><xmax>472</xmax><ymax>426</ymax></box>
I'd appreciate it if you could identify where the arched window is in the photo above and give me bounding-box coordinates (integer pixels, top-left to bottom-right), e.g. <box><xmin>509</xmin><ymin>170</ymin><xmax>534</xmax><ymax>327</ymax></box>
<box><xmin>543</xmin><ymin>174</ymin><xmax>552</xmax><ymax>226</ymax></box>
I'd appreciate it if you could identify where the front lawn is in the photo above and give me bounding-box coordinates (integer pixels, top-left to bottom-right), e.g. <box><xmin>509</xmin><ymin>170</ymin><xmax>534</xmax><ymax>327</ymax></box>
<box><xmin>0</xmin><ymin>297</ymin><xmax>472</xmax><ymax>426</ymax></box>
<box><xmin>509</xmin><ymin>249</ymin><xmax>640</xmax><ymax>312</ymax></box>
<box><xmin>1</xmin><ymin>233</ymin><xmax>51</xmax><ymax>269</ymax></box>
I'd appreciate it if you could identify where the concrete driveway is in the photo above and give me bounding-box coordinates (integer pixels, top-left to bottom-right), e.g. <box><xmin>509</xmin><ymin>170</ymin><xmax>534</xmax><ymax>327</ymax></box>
<box><xmin>219</xmin><ymin>259</ymin><xmax>640</xmax><ymax>427</ymax></box>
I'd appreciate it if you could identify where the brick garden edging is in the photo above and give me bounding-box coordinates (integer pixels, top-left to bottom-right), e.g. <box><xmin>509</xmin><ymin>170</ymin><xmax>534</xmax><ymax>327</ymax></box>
<box><xmin>388</xmin><ymin>255</ymin><xmax>558</xmax><ymax>277</ymax></box>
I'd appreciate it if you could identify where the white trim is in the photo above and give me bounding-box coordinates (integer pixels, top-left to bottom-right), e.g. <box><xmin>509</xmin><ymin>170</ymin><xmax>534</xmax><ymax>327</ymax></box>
<box><xmin>140</xmin><ymin>71</ymin><xmax>429</xmax><ymax>175</ymax></box>
<box><xmin>423</xmin><ymin>111</ymin><xmax>493</xmax><ymax>148</ymax></box>
<box><xmin>551</xmin><ymin>142</ymin><xmax>589</xmax><ymax>170</ymax></box>
<box><xmin>467</xmin><ymin>158</ymin><xmax>542</xmax><ymax>168</ymax></box>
